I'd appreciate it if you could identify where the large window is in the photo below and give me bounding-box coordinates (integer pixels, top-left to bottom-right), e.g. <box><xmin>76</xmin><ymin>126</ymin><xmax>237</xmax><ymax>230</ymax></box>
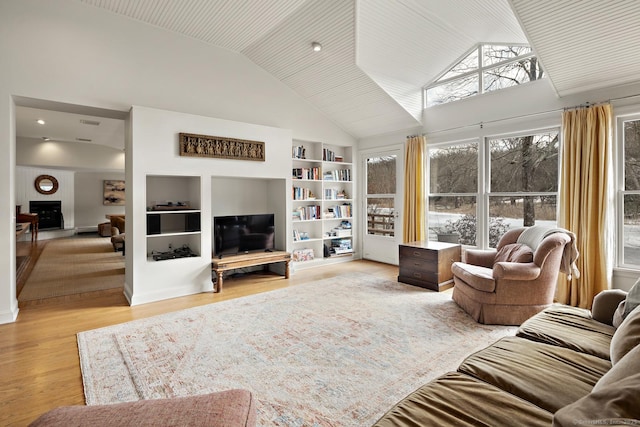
<box><xmin>428</xmin><ymin>141</ymin><xmax>478</xmax><ymax>245</ymax></box>
<box><xmin>488</xmin><ymin>131</ymin><xmax>559</xmax><ymax>245</ymax></box>
<box><xmin>620</xmin><ymin>117</ymin><xmax>640</xmax><ymax>267</ymax></box>
<box><xmin>425</xmin><ymin>44</ymin><xmax>544</xmax><ymax>107</ymax></box>
<box><xmin>427</xmin><ymin>129</ymin><xmax>559</xmax><ymax>248</ymax></box>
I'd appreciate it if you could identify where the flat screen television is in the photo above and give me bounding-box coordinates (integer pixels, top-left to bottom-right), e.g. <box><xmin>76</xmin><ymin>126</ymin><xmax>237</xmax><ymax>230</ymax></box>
<box><xmin>213</xmin><ymin>214</ymin><xmax>275</xmax><ymax>257</ymax></box>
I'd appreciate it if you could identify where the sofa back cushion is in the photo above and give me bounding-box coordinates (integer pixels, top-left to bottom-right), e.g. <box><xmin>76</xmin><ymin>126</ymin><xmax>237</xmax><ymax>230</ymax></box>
<box><xmin>494</xmin><ymin>243</ymin><xmax>533</xmax><ymax>265</ymax></box>
<box><xmin>610</xmin><ymin>305</ymin><xmax>640</xmax><ymax>365</ymax></box>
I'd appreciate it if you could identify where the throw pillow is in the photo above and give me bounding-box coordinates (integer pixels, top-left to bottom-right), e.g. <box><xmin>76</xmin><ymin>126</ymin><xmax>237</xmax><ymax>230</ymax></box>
<box><xmin>494</xmin><ymin>243</ymin><xmax>533</xmax><ymax>265</ymax></box>
<box><xmin>613</xmin><ymin>277</ymin><xmax>640</xmax><ymax>328</ymax></box>
<box><xmin>594</xmin><ymin>343</ymin><xmax>640</xmax><ymax>391</ymax></box>
<box><xmin>553</xmin><ymin>373</ymin><xmax>640</xmax><ymax>426</ymax></box>
<box><xmin>610</xmin><ymin>305</ymin><xmax>640</xmax><ymax>365</ymax></box>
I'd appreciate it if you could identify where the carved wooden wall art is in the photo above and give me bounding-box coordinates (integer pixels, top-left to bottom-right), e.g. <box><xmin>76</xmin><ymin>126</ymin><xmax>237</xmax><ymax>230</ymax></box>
<box><xmin>179</xmin><ymin>132</ymin><xmax>265</xmax><ymax>161</ymax></box>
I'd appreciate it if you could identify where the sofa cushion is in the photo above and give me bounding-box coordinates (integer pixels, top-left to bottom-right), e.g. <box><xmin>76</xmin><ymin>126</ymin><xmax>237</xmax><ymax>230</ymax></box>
<box><xmin>451</xmin><ymin>262</ymin><xmax>495</xmax><ymax>292</ymax></box>
<box><xmin>373</xmin><ymin>372</ymin><xmax>552</xmax><ymax>427</ymax></box>
<box><xmin>28</xmin><ymin>389</ymin><xmax>256</xmax><ymax>427</ymax></box>
<box><xmin>458</xmin><ymin>336</ymin><xmax>611</xmax><ymax>413</ymax></box>
<box><xmin>610</xmin><ymin>305</ymin><xmax>640</xmax><ymax>365</ymax></box>
<box><xmin>494</xmin><ymin>243</ymin><xmax>533</xmax><ymax>264</ymax></box>
<box><xmin>553</xmin><ymin>373</ymin><xmax>640</xmax><ymax>427</ymax></box>
<box><xmin>516</xmin><ymin>304</ymin><xmax>614</xmax><ymax>360</ymax></box>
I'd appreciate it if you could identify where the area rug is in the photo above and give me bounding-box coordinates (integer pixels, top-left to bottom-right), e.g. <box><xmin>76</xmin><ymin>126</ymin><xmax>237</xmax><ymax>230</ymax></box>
<box><xmin>78</xmin><ymin>273</ymin><xmax>516</xmax><ymax>426</ymax></box>
<box><xmin>19</xmin><ymin>236</ymin><xmax>124</xmax><ymax>301</ymax></box>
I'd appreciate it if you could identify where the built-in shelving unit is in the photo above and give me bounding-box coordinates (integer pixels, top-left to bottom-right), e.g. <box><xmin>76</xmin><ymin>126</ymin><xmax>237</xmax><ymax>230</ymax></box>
<box><xmin>146</xmin><ymin>175</ymin><xmax>201</xmax><ymax>261</ymax></box>
<box><xmin>291</xmin><ymin>140</ymin><xmax>354</xmax><ymax>267</ymax></box>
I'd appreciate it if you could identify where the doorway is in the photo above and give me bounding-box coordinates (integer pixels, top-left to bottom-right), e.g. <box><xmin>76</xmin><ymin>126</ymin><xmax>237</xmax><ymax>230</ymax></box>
<box><xmin>362</xmin><ymin>147</ymin><xmax>403</xmax><ymax>264</ymax></box>
<box><xmin>14</xmin><ymin>97</ymin><xmax>128</xmax><ymax>304</ymax></box>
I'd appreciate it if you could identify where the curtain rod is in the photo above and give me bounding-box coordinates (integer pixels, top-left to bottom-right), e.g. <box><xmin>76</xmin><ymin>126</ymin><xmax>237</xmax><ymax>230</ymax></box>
<box><xmin>406</xmin><ymin>133</ymin><xmax>425</xmax><ymax>138</ymax></box>
<box><xmin>426</xmin><ymin>92</ymin><xmax>640</xmax><ymax>136</ymax></box>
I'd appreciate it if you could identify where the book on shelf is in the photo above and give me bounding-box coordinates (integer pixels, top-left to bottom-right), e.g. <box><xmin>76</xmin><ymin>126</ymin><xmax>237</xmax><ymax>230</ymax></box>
<box><xmin>324</xmin><ymin>188</ymin><xmax>348</xmax><ymax>200</ymax></box>
<box><xmin>328</xmin><ymin>203</ymin><xmax>352</xmax><ymax>219</ymax></box>
<box><xmin>293</xmin><ymin>230</ymin><xmax>310</xmax><ymax>241</ymax></box>
<box><xmin>292</xmin><ymin>167</ymin><xmax>320</xmax><ymax>180</ymax></box>
<box><xmin>292</xmin><ymin>145</ymin><xmax>306</xmax><ymax>159</ymax></box>
<box><xmin>294</xmin><ymin>205</ymin><xmax>321</xmax><ymax>221</ymax></box>
<box><xmin>323</xmin><ymin>148</ymin><xmax>335</xmax><ymax>162</ymax></box>
<box><xmin>323</xmin><ymin>169</ymin><xmax>351</xmax><ymax>181</ymax></box>
<box><xmin>292</xmin><ymin>186</ymin><xmax>317</xmax><ymax>200</ymax></box>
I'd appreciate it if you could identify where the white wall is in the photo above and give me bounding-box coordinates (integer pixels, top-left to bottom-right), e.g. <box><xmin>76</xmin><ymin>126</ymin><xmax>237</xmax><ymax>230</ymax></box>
<box><xmin>75</xmin><ymin>171</ymin><xmax>126</xmax><ymax>230</ymax></box>
<box><xmin>0</xmin><ymin>0</ymin><xmax>356</xmax><ymax>323</ymax></box>
<box><xmin>127</xmin><ymin>106</ymin><xmax>292</xmax><ymax>305</ymax></box>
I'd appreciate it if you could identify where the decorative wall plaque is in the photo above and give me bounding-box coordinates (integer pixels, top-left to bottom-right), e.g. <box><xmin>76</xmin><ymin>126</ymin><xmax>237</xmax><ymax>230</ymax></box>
<box><xmin>179</xmin><ymin>132</ymin><xmax>265</xmax><ymax>161</ymax></box>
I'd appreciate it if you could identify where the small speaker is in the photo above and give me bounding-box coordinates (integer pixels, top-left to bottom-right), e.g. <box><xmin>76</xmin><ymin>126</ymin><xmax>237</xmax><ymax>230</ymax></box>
<box><xmin>147</xmin><ymin>214</ymin><xmax>161</xmax><ymax>235</ymax></box>
<box><xmin>185</xmin><ymin>213</ymin><xmax>201</xmax><ymax>232</ymax></box>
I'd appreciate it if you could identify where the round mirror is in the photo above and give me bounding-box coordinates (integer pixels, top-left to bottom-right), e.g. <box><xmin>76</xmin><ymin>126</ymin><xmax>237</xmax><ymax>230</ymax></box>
<box><xmin>35</xmin><ymin>175</ymin><xmax>59</xmax><ymax>195</ymax></box>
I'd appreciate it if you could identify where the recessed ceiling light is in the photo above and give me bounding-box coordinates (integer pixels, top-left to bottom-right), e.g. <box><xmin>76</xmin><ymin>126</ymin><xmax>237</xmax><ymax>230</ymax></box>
<box><xmin>36</xmin><ymin>119</ymin><xmax>45</xmax><ymax>125</ymax></box>
<box><xmin>311</xmin><ymin>42</ymin><xmax>322</xmax><ymax>52</ymax></box>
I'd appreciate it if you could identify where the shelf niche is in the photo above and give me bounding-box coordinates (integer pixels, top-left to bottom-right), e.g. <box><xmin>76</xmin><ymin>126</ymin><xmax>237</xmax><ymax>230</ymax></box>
<box><xmin>146</xmin><ymin>175</ymin><xmax>202</xmax><ymax>259</ymax></box>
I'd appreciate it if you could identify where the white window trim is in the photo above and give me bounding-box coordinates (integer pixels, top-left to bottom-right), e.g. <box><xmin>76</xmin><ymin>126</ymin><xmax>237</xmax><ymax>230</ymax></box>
<box><xmin>616</xmin><ymin>113</ymin><xmax>640</xmax><ymax>269</ymax></box>
<box><xmin>424</xmin><ymin>43</ymin><xmax>540</xmax><ymax>108</ymax></box>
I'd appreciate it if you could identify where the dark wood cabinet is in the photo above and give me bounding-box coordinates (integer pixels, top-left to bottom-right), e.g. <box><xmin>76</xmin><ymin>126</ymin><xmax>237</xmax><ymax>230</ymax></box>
<box><xmin>398</xmin><ymin>241</ymin><xmax>461</xmax><ymax>291</ymax></box>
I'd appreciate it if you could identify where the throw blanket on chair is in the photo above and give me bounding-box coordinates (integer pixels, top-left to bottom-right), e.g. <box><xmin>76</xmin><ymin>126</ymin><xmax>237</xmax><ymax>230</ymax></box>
<box><xmin>517</xmin><ymin>226</ymin><xmax>580</xmax><ymax>280</ymax></box>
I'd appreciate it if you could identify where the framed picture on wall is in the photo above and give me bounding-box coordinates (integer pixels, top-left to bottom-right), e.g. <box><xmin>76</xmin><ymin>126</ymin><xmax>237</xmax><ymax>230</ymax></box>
<box><xmin>103</xmin><ymin>180</ymin><xmax>125</xmax><ymax>206</ymax></box>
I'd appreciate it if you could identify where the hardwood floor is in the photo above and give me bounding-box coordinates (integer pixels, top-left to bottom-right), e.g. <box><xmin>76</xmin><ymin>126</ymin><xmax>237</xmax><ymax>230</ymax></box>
<box><xmin>0</xmin><ymin>259</ymin><xmax>398</xmax><ymax>426</ymax></box>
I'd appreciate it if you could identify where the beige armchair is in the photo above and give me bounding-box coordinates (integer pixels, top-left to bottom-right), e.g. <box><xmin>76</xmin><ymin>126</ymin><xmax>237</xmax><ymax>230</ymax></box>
<box><xmin>109</xmin><ymin>215</ymin><xmax>125</xmax><ymax>252</ymax></box>
<box><xmin>451</xmin><ymin>227</ymin><xmax>573</xmax><ymax>325</ymax></box>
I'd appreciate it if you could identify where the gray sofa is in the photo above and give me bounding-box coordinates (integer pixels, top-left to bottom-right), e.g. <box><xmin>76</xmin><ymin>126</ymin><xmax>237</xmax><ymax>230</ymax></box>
<box><xmin>374</xmin><ymin>289</ymin><xmax>640</xmax><ymax>426</ymax></box>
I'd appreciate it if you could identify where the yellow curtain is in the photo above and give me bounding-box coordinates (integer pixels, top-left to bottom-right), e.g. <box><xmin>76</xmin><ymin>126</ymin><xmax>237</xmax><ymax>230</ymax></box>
<box><xmin>557</xmin><ymin>104</ymin><xmax>612</xmax><ymax>308</ymax></box>
<box><xmin>403</xmin><ymin>135</ymin><xmax>426</xmax><ymax>243</ymax></box>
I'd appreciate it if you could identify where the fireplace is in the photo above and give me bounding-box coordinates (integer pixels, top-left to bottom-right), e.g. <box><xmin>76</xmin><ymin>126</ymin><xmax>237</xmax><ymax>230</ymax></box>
<box><xmin>29</xmin><ymin>201</ymin><xmax>63</xmax><ymax>230</ymax></box>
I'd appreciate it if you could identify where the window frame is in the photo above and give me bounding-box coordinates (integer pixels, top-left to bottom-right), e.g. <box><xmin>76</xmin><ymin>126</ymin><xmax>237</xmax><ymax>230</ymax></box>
<box><xmin>426</xmin><ymin>127</ymin><xmax>561</xmax><ymax>249</ymax></box>
<box><xmin>616</xmin><ymin>113</ymin><xmax>640</xmax><ymax>269</ymax></box>
<box><xmin>424</xmin><ymin>43</ymin><xmax>540</xmax><ymax>108</ymax></box>
<box><xmin>485</xmin><ymin>128</ymin><xmax>561</xmax><ymax>246</ymax></box>
<box><xmin>426</xmin><ymin>138</ymin><xmax>482</xmax><ymax>246</ymax></box>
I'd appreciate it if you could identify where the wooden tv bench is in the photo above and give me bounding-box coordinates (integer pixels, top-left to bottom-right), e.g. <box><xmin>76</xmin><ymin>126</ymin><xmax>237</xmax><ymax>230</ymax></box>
<box><xmin>211</xmin><ymin>250</ymin><xmax>291</xmax><ymax>292</ymax></box>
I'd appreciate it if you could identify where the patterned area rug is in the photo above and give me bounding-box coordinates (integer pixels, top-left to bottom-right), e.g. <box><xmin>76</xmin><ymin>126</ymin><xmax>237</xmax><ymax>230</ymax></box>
<box><xmin>19</xmin><ymin>236</ymin><xmax>124</xmax><ymax>301</ymax></box>
<box><xmin>78</xmin><ymin>273</ymin><xmax>515</xmax><ymax>426</ymax></box>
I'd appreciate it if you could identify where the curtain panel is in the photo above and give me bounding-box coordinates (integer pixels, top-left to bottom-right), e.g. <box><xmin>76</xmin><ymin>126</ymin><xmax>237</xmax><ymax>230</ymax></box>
<box><xmin>558</xmin><ymin>104</ymin><xmax>612</xmax><ymax>308</ymax></box>
<box><xmin>403</xmin><ymin>136</ymin><xmax>426</xmax><ymax>243</ymax></box>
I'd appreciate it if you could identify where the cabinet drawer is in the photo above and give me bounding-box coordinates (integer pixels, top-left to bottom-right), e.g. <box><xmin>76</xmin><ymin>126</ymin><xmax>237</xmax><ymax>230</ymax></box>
<box><xmin>399</xmin><ymin>266</ymin><xmax>439</xmax><ymax>284</ymax></box>
<box><xmin>399</xmin><ymin>245</ymin><xmax>438</xmax><ymax>262</ymax></box>
<box><xmin>400</xmin><ymin>257</ymin><xmax>438</xmax><ymax>274</ymax></box>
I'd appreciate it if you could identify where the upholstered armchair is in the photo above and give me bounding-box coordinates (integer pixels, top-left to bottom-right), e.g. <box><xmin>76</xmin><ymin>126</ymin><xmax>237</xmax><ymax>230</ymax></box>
<box><xmin>451</xmin><ymin>227</ymin><xmax>574</xmax><ymax>326</ymax></box>
<box><xmin>109</xmin><ymin>215</ymin><xmax>125</xmax><ymax>252</ymax></box>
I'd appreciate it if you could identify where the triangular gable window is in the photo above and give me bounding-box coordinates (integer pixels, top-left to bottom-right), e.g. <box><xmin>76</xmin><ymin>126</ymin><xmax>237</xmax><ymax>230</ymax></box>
<box><xmin>425</xmin><ymin>44</ymin><xmax>543</xmax><ymax>107</ymax></box>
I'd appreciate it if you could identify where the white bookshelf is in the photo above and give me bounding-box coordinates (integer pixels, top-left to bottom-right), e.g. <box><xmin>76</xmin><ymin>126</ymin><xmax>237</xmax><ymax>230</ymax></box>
<box><xmin>292</xmin><ymin>141</ymin><xmax>354</xmax><ymax>267</ymax></box>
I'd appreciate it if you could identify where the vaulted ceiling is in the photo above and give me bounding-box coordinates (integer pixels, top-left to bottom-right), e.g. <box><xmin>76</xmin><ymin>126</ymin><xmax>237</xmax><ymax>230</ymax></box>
<box><xmin>65</xmin><ymin>0</ymin><xmax>640</xmax><ymax>139</ymax></box>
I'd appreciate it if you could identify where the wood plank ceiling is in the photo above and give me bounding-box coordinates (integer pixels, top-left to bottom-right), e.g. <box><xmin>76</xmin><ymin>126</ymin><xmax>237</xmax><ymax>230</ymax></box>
<box><xmin>79</xmin><ymin>0</ymin><xmax>640</xmax><ymax>138</ymax></box>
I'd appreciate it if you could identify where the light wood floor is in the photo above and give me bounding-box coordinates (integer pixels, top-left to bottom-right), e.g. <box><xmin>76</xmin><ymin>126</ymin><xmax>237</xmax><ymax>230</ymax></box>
<box><xmin>0</xmin><ymin>258</ymin><xmax>398</xmax><ymax>426</ymax></box>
